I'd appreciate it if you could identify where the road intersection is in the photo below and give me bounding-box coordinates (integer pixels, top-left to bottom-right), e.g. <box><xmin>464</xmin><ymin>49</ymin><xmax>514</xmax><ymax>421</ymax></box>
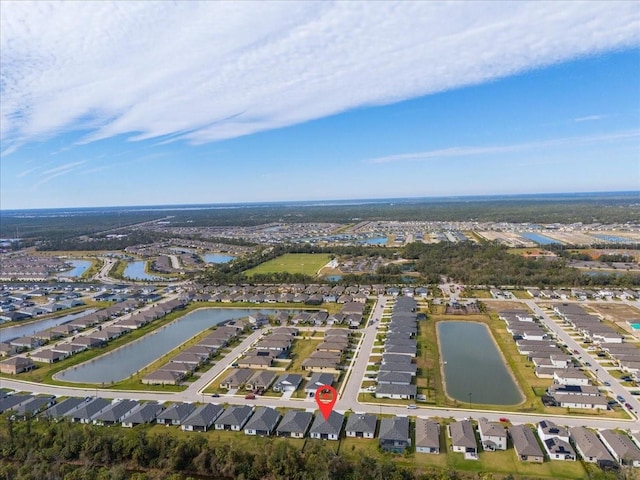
<box><xmin>2</xmin><ymin>293</ymin><xmax>639</xmax><ymax>432</ymax></box>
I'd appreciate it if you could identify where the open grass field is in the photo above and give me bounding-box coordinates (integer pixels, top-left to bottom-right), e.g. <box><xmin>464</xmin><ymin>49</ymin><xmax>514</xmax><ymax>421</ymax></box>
<box><xmin>244</xmin><ymin>253</ymin><xmax>331</xmax><ymax>277</ymax></box>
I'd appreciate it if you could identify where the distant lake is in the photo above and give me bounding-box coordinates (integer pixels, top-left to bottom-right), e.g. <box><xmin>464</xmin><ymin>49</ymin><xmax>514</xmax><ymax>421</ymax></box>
<box><xmin>0</xmin><ymin>309</ymin><xmax>97</xmax><ymax>342</ymax></box>
<box><xmin>204</xmin><ymin>253</ymin><xmax>235</xmax><ymax>264</ymax></box>
<box><xmin>123</xmin><ymin>261</ymin><xmax>163</xmax><ymax>281</ymax></box>
<box><xmin>325</xmin><ymin>275</ymin><xmax>342</xmax><ymax>282</ymax></box>
<box><xmin>58</xmin><ymin>260</ymin><xmax>92</xmax><ymax>278</ymax></box>
<box><xmin>438</xmin><ymin>321</ymin><xmax>523</xmax><ymax>405</ymax></box>
<box><xmin>360</xmin><ymin>237</ymin><xmax>388</xmax><ymax>245</ymax></box>
<box><xmin>56</xmin><ymin>308</ymin><xmax>277</xmax><ymax>384</ymax></box>
<box><xmin>591</xmin><ymin>234</ymin><xmax>634</xmax><ymax>244</ymax></box>
<box><xmin>520</xmin><ymin>232</ymin><xmax>561</xmax><ymax>245</ymax></box>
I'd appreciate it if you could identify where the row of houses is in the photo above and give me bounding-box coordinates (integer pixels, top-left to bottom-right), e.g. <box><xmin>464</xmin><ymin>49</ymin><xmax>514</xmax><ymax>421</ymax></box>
<box><xmin>501</xmin><ymin>309</ymin><xmax>610</xmax><ymax>410</ymax></box>
<box><xmin>452</xmin><ymin>417</ymin><xmax>639</xmax><ymax>467</ymax></box>
<box><xmin>143</xmin><ymin>322</ymin><xmax>245</xmax><ymax>385</ymax></box>
<box><xmin>527</xmin><ymin>288</ymin><xmax>638</xmax><ymax>301</ymax></box>
<box><xmin>600</xmin><ymin>343</ymin><xmax>640</xmax><ymax>380</ymax></box>
<box><xmin>301</xmin><ymin>328</ymin><xmax>351</xmax><ymax>374</ymax></box>
<box><xmin>0</xmin><ymin>298</ymin><xmax>186</xmax><ymax>375</ymax></box>
<box><xmin>2</xmin><ymin>390</ymin><xmax>640</xmax><ymax>467</ymax></box>
<box><xmin>375</xmin><ymin>296</ymin><xmax>419</xmax><ymax>400</ymax></box>
<box><xmin>554</xmin><ymin>303</ymin><xmax>624</xmax><ymax>345</ymax></box>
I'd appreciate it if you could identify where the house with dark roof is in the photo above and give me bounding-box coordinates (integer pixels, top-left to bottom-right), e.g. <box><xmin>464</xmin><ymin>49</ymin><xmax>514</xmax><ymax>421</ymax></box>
<box><xmin>276</xmin><ymin>411</ymin><xmax>313</xmax><ymax>438</ymax></box>
<box><xmin>93</xmin><ymin>399</ymin><xmax>139</xmax><ymax>426</ymax></box>
<box><xmin>0</xmin><ymin>394</ymin><xmax>32</xmax><ymax>413</ymax></box>
<box><xmin>377</xmin><ymin>371</ymin><xmax>413</xmax><ymax>385</ymax></box>
<box><xmin>509</xmin><ymin>424</ymin><xmax>544</xmax><ymax>463</ymax></box>
<box><xmin>156</xmin><ymin>403</ymin><xmax>196</xmax><ymax>426</ymax></box>
<box><xmin>244</xmin><ymin>407</ymin><xmax>281</xmax><ymax>436</ymax></box>
<box><xmin>305</xmin><ymin>372</ymin><xmax>334</xmax><ymax>396</ymax></box>
<box><xmin>214</xmin><ymin>405</ymin><xmax>254</xmax><ymax>431</ymax></box>
<box><xmin>415</xmin><ymin>418</ymin><xmax>440</xmax><ymax>454</ymax></box>
<box><xmin>65</xmin><ymin>398</ymin><xmax>111</xmax><ymax>423</ymax></box>
<box><xmin>543</xmin><ymin>437</ymin><xmax>577</xmax><ymax>461</ymax></box>
<box><xmin>41</xmin><ymin>397</ymin><xmax>85</xmax><ymax>419</ymax></box>
<box><xmin>599</xmin><ymin>429</ymin><xmax>640</xmax><ymax>467</ymax></box>
<box><xmin>181</xmin><ymin>404</ymin><xmax>224</xmax><ymax>432</ymax></box>
<box><xmin>569</xmin><ymin>426</ymin><xmax>616</xmax><ymax>467</ymax></box>
<box><xmin>13</xmin><ymin>396</ymin><xmax>55</xmax><ymax>416</ymax></box>
<box><xmin>537</xmin><ymin>420</ymin><xmax>569</xmax><ymax>442</ymax></box>
<box><xmin>379</xmin><ymin>417</ymin><xmax>410</xmax><ymax>453</ymax></box>
<box><xmin>220</xmin><ymin>368</ymin><xmax>253</xmax><ymax>389</ymax></box>
<box><xmin>273</xmin><ymin>373</ymin><xmax>303</xmax><ymax>393</ymax></box>
<box><xmin>122</xmin><ymin>402</ymin><xmax>163</xmax><ymax>427</ymax></box>
<box><xmin>0</xmin><ymin>356</ymin><xmax>35</xmax><ymax>374</ymax></box>
<box><xmin>375</xmin><ymin>383</ymin><xmax>416</xmax><ymax>400</ymax></box>
<box><xmin>478</xmin><ymin>418</ymin><xmax>507</xmax><ymax>451</ymax></box>
<box><xmin>245</xmin><ymin>370</ymin><xmax>276</xmax><ymax>391</ymax></box>
<box><xmin>309</xmin><ymin>411</ymin><xmax>344</xmax><ymax>440</ymax></box>
<box><xmin>449</xmin><ymin>420</ymin><xmax>477</xmax><ymax>457</ymax></box>
<box><xmin>345</xmin><ymin>413</ymin><xmax>377</xmax><ymax>439</ymax></box>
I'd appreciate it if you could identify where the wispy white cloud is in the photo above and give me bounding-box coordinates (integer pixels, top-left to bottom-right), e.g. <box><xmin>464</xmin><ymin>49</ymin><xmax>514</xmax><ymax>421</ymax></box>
<box><xmin>16</xmin><ymin>167</ymin><xmax>37</xmax><ymax>178</ymax></box>
<box><xmin>365</xmin><ymin>131</ymin><xmax>640</xmax><ymax>164</ymax></box>
<box><xmin>31</xmin><ymin>160</ymin><xmax>86</xmax><ymax>189</ymax></box>
<box><xmin>1</xmin><ymin>1</ymin><xmax>639</xmax><ymax>152</ymax></box>
<box><xmin>41</xmin><ymin>160</ymin><xmax>86</xmax><ymax>176</ymax></box>
<box><xmin>574</xmin><ymin>115</ymin><xmax>608</xmax><ymax>122</ymax></box>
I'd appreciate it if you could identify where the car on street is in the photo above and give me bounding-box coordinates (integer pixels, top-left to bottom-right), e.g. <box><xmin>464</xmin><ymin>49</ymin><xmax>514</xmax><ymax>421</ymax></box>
<box><xmin>617</xmin><ymin>395</ymin><xmax>626</xmax><ymax>403</ymax></box>
<box><xmin>625</xmin><ymin>403</ymin><xmax>634</xmax><ymax>410</ymax></box>
<box><xmin>244</xmin><ymin>394</ymin><xmax>256</xmax><ymax>400</ymax></box>
<box><xmin>604</xmin><ymin>381</ymin><xmax>611</xmax><ymax>387</ymax></box>
<box><xmin>407</xmin><ymin>404</ymin><xmax>417</xmax><ymax>409</ymax></box>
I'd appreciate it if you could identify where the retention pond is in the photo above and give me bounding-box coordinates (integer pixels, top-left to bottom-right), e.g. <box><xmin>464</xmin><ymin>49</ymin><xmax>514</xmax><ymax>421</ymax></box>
<box><xmin>55</xmin><ymin>308</ymin><xmax>273</xmax><ymax>384</ymax></box>
<box><xmin>437</xmin><ymin>321</ymin><xmax>523</xmax><ymax>405</ymax></box>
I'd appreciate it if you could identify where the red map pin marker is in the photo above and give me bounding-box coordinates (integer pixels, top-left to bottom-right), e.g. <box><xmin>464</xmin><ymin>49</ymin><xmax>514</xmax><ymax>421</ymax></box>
<box><xmin>315</xmin><ymin>385</ymin><xmax>337</xmax><ymax>420</ymax></box>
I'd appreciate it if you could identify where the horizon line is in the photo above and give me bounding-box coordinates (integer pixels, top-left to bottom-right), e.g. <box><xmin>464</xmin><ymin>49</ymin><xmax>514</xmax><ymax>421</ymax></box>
<box><xmin>1</xmin><ymin>190</ymin><xmax>638</xmax><ymax>213</ymax></box>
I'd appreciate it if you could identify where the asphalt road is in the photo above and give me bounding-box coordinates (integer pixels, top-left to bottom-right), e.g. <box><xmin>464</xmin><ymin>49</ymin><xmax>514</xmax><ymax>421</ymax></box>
<box><xmin>3</xmin><ymin>293</ymin><xmax>639</xmax><ymax>432</ymax></box>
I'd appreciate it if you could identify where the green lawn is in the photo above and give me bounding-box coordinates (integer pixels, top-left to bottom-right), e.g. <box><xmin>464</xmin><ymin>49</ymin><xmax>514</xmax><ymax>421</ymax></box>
<box><xmin>244</xmin><ymin>253</ymin><xmax>331</xmax><ymax>277</ymax></box>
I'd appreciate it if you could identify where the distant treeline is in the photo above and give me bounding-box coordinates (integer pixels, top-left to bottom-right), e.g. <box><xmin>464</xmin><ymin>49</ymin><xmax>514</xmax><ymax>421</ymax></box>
<box><xmin>3</xmin><ymin>193</ymin><xmax>639</xmax><ymax>241</ymax></box>
<box><xmin>403</xmin><ymin>242</ymin><xmax>640</xmax><ymax>287</ymax></box>
<box><xmin>0</xmin><ymin>416</ymin><xmax>449</xmax><ymax>480</ymax></box>
<box><xmin>198</xmin><ymin>244</ymin><xmax>396</xmax><ymax>284</ymax></box>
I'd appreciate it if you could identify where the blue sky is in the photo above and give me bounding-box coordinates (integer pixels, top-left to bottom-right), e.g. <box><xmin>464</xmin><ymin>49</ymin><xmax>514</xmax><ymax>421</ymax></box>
<box><xmin>1</xmin><ymin>1</ymin><xmax>639</xmax><ymax>209</ymax></box>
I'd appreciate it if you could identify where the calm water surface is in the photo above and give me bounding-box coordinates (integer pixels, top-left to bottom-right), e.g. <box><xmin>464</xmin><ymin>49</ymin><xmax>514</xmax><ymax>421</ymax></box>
<box><xmin>123</xmin><ymin>261</ymin><xmax>163</xmax><ymax>281</ymax></box>
<box><xmin>58</xmin><ymin>259</ymin><xmax>92</xmax><ymax>278</ymax></box>
<box><xmin>56</xmin><ymin>308</ymin><xmax>271</xmax><ymax>384</ymax></box>
<box><xmin>438</xmin><ymin>321</ymin><xmax>523</xmax><ymax>405</ymax></box>
<box><xmin>203</xmin><ymin>253</ymin><xmax>235</xmax><ymax>264</ymax></box>
<box><xmin>0</xmin><ymin>309</ymin><xmax>97</xmax><ymax>342</ymax></box>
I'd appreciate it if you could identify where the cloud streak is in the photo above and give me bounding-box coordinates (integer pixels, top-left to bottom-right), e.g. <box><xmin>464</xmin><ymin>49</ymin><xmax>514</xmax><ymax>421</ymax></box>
<box><xmin>1</xmin><ymin>1</ymin><xmax>639</xmax><ymax>152</ymax></box>
<box><xmin>365</xmin><ymin>131</ymin><xmax>640</xmax><ymax>164</ymax></box>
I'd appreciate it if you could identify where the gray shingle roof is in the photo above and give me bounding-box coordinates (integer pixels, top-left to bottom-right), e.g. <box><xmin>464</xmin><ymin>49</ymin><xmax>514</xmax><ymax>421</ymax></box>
<box><xmin>449</xmin><ymin>420</ymin><xmax>476</xmax><ymax>449</ymax></box>
<box><xmin>309</xmin><ymin>411</ymin><xmax>344</xmax><ymax>436</ymax></box>
<box><xmin>94</xmin><ymin>399</ymin><xmax>138</xmax><ymax>423</ymax></box>
<box><xmin>379</xmin><ymin>417</ymin><xmax>409</xmax><ymax>443</ymax></box>
<box><xmin>42</xmin><ymin>397</ymin><xmax>85</xmax><ymax>418</ymax></box>
<box><xmin>156</xmin><ymin>402</ymin><xmax>196</xmax><ymax>423</ymax></box>
<box><xmin>415</xmin><ymin>418</ymin><xmax>440</xmax><ymax>450</ymax></box>
<box><xmin>345</xmin><ymin>413</ymin><xmax>377</xmax><ymax>435</ymax></box>
<box><xmin>182</xmin><ymin>404</ymin><xmax>224</xmax><ymax>428</ymax></box>
<box><xmin>277</xmin><ymin>411</ymin><xmax>313</xmax><ymax>435</ymax></box>
<box><xmin>122</xmin><ymin>402</ymin><xmax>163</xmax><ymax>425</ymax></box>
<box><xmin>215</xmin><ymin>405</ymin><xmax>253</xmax><ymax>428</ymax></box>
<box><xmin>243</xmin><ymin>406</ymin><xmax>281</xmax><ymax>433</ymax></box>
<box><xmin>509</xmin><ymin>424</ymin><xmax>544</xmax><ymax>458</ymax></box>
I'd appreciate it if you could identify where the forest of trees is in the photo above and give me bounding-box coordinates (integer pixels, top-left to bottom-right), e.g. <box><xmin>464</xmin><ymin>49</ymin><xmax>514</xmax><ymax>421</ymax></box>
<box><xmin>402</xmin><ymin>242</ymin><xmax>640</xmax><ymax>287</ymax></box>
<box><xmin>0</xmin><ymin>416</ymin><xmax>469</xmax><ymax>480</ymax></box>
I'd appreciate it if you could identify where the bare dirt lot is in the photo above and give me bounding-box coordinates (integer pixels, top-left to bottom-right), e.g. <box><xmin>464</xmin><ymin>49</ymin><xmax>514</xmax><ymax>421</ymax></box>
<box><xmin>587</xmin><ymin>303</ymin><xmax>640</xmax><ymax>338</ymax></box>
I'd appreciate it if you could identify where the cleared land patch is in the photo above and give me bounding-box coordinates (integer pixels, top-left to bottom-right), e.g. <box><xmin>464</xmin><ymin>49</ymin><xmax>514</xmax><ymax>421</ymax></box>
<box><xmin>244</xmin><ymin>253</ymin><xmax>331</xmax><ymax>277</ymax></box>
